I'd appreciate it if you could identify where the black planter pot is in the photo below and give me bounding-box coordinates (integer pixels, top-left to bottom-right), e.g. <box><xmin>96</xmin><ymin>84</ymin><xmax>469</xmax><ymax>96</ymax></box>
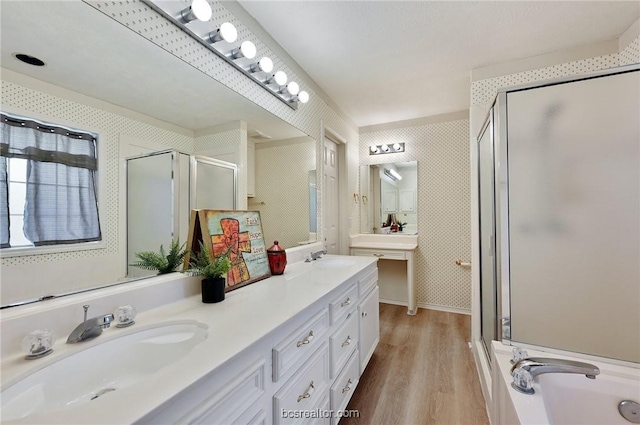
<box><xmin>201</xmin><ymin>277</ymin><xmax>225</xmax><ymax>303</ymax></box>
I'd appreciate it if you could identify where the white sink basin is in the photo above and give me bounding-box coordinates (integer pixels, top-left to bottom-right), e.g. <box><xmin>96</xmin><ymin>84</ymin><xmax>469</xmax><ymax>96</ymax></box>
<box><xmin>1</xmin><ymin>321</ymin><xmax>208</xmax><ymax>421</ymax></box>
<box><xmin>312</xmin><ymin>258</ymin><xmax>356</xmax><ymax>268</ymax></box>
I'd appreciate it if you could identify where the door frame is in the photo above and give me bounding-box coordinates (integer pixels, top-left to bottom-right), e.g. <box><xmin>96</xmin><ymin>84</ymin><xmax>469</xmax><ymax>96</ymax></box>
<box><xmin>320</xmin><ymin>123</ymin><xmax>348</xmax><ymax>255</ymax></box>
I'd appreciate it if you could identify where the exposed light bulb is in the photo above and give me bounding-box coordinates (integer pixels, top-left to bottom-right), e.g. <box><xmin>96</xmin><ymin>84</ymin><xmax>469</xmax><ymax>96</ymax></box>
<box><xmin>370</xmin><ymin>146</ymin><xmax>380</xmax><ymax>154</ymax></box>
<box><xmin>232</xmin><ymin>40</ymin><xmax>256</xmax><ymax>59</ymax></box>
<box><xmin>250</xmin><ymin>57</ymin><xmax>273</xmax><ymax>73</ymax></box>
<box><xmin>273</xmin><ymin>71</ymin><xmax>287</xmax><ymax>86</ymax></box>
<box><xmin>298</xmin><ymin>91</ymin><xmax>309</xmax><ymax>104</ymax></box>
<box><xmin>208</xmin><ymin>22</ymin><xmax>237</xmax><ymax>43</ymax></box>
<box><xmin>393</xmin><ymin>143</ymin><xmax>403</xmax><ymax>151</ymax></box>
<box><xmin>287</xmin><ymin>82</ymin><xmax>300</xmax><ymax>96</ymax></box>
<box><xmin>381</xmin><ymin>144</ymin><xmax>390</xmax><ymax>152</ymax></box>
<box><xmin>180</xmin><ymin>0</ymin><xmax>212</xmax><ymax>23</ymax></box>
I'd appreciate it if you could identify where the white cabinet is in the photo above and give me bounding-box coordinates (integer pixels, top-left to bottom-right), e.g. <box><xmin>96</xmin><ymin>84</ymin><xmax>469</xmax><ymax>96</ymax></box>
<box><xmin>399</xmin><ymin>189</ymin><xmax>415</xmax><ymax>213</ymax></box>
<box><xmin>358</xmin><ymin>286</ymin><xmax>380</xmax><ymax>372</ymax></box>
<box><xmin>382</xmin><ymin>189</ymin><xmax>398</xmax><ymax>213</ymax></box>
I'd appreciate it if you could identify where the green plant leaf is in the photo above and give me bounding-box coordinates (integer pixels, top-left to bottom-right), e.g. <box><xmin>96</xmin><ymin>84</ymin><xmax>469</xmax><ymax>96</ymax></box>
<box><xmin>183</xmin><ymin>241</ymin><xmax>231</xmax><ymax>279</ymax></box>
<box><xmin>130</xmin><ymin>239</ymin><xmax>188</xmax><ymax>275</ymax></box>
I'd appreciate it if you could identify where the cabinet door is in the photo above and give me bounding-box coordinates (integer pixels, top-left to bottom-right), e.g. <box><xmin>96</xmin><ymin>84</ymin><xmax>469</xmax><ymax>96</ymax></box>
<box><xmin>358</xmin><ymin>286</ymin><xmax>379</xmax><ymax>372</ymax></box>
<box><xmin>382</xmin><ymin>190</ymin><xmax>397</xmax><ymax>213</ymax></box>
<box><xmin>399</xmin><ymin>189</ymin><xmax>415</xmax><ymax>213</ymax></box>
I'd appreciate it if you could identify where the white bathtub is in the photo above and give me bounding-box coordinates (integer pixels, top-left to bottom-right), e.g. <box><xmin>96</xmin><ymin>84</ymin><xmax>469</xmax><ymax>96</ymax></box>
<box><xmin>492</xmin><ymin>341</ymin><xmax>640</xmax><ymax>425</ymax></box>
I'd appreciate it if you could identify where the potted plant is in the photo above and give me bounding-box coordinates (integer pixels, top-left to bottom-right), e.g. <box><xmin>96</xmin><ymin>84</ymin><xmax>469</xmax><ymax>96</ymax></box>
<box><xmin>398</xmin><ymin>221</ymin><xmax>408</xmax><ymax>232</ymax></box>
<box><xmin>183</xmin><ymin>241</ymin><xmax>231</xmax><ymax>303</ymax></box>
<box><xmin>130</xmin><ymin>239</ymin><xmax>188</xmax><ymax>275</ymax></box>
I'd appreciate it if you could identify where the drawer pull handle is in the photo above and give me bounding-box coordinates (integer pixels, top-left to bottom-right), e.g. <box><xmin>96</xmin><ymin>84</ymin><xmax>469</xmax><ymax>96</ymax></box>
<box><xmin>341</xmin><ymin>298</ymin><xmax>351</xmax><ymax>307</ymax></box>
<box><xmin>297</xmin><ymin>381</ymin><xmax>315</xmax><ymax>402</ymax></box>
<box><xmin>342</xmin><ymin>379</ymin><xmax>353</xmax><ymax>394</ymax></box>
<box><xmin>373</xmin><ymin>253</ymin><xmax>384</xmax><ymax>257</ymax></box>
<box><xmin>362</xmin><ymin>311</ymin><xmax>368</xmax><ymax>317</ymax></box>
<box><xmin>341</xmin><ymin>336</ymin><xmax>352</xmax><ymax>347</ymax></box>
<box><xmin>296</xmin><ymin>330</ymin><xmax>314</xmax><ymax>347</ymax></box>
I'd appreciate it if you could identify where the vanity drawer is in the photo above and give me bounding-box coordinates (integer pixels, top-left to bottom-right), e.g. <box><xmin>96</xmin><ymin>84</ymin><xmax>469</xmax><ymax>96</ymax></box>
<box><xmin>274</xmin><ymin>344</ymin><xmax>330</xmax><ymax>425</ymax></box>
<box><xmin>179</xmin><ymin>360</ymin><xmax>266</xmax><ymax>424</ymax></box>
<box><xmin>351</xmin><ymin>249</ymin><xmax>406</xmax><ymax>260</ymax></box>
<box><xmin>273</xmin><ymin>309</ymin><xmax>330</xmax><ymax>382</ymax></box>
<box><xmin>358</xmin><ymin>267</ymin><xmax>378</xmax><ymax>298</ymax></box>
<box><xmin>329</xmin><ymin>284</ymin><xmax>358</xmax><ymax>325</ymax></box>
<box><xmin>329</xmin><ymin>310</ymin><xmax>358</xmax><ymax>378</ymax></box>
<box><xmin>330</xmin><ymin>350</ymin><xmax>360</xmax><ymax>425</ymax></box>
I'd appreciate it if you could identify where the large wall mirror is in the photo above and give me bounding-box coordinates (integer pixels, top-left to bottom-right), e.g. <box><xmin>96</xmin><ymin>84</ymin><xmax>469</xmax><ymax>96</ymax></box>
<box><xmin>360</xmin><ymin>161</ymin><xmax>418</xmax><ymax>234</ymax></box>
<box><xmin>0</xmin><ymin>1</ymin><xmax>317</xmax><ymax>307</ymax></box>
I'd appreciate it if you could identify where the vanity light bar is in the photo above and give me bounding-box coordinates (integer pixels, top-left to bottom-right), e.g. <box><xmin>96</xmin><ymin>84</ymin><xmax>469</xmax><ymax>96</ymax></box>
<box><xmin>369</xmin><ymin>142</ymin><xmax>405</xmax><ymax>155</ymax></box>
<box><xmin>141</xmin><ymin>0</ymin><xmax>308</xmax><ymax>110</ymax></box>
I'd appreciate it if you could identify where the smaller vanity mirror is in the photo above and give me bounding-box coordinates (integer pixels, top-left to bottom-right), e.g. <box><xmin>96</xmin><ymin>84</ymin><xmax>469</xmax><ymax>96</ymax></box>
<box><xmin>360</xmin><ymin>161</ymin><xmax>418</xmax><ymax>234</ymax></box>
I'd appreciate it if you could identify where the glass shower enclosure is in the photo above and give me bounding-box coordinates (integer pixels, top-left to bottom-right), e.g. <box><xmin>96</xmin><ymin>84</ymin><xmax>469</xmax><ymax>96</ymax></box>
<box><xmin>478</xmin><ymin>65</ymin><xmax>640</xmax><ymax>363</ymax></box>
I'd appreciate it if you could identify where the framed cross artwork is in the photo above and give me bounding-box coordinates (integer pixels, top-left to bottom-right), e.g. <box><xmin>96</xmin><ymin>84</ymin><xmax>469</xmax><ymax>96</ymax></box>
<box><xmin>185</xmin><ymin>209</ymin><xmax>271</xmax><ymax>291</ymax></box>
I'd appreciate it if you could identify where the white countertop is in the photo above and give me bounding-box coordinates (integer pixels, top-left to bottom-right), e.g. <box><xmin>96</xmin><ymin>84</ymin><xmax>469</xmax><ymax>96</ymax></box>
<box><xmin>349</xmin><ymin>234</ymin><xmax>418</xmax><ymax>251</ymax></box>
<box><xmin>1</xmin><ymin>255</ymin><xmax>377</xmax><ymax>424</ymax></box>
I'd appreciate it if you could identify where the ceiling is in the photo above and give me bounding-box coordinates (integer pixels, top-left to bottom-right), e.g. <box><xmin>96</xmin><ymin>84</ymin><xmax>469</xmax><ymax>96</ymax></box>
<box><xmin>0</xmin><ymin>1</ymin><xmax>304</xmax><ymax>141</ymax></box>
<box><xmin>237</xmin><ymin>1</ymin><xmax>640</xmax><ymax>127</ymax></box>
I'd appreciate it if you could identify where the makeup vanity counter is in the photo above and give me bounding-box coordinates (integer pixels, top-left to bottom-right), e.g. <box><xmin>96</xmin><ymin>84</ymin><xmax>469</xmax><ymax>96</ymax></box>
<box><xmin>0</xmin><ymin>254</ymin><xmax>379</xmax><ymax>425</ymax></box>
<box><xmin>349</xmin><ymin>234</ymin><xmax>417</xmax><ymax>315</ymax></box>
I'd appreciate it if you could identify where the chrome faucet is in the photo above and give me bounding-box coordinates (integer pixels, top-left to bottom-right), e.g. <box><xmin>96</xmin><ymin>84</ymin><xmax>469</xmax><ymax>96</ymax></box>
<box><xmin>511</xmin><ymin>357</ymin><xmax>600</xmax><ymax>394</ymax></box>
<box><xmin>305</xmin><ymin>249</ymin><xmax>327</xmax><ymax>262</ymax></box>
<box><xmin>67</xmin><ymin>305</ymin><xmax>114</xmax><ymax>344</ymax></box>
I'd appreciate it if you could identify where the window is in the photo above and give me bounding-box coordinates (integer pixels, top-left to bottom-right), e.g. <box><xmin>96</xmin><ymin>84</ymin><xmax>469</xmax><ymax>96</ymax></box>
<box><xmin>0</xmin><ymin>113</ymin><xmax>101</xmax><ymax>250</ymax></box>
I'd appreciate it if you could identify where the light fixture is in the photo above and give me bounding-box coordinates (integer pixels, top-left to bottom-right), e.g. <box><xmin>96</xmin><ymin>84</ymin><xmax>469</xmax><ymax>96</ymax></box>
<box><xmin>384</xmin><ymin>168</ymin><xmax>402</xmax><ymax>181</ymax></box>
<box><xmin>232</xmin><ymin>41</ymin><xmax>256</xmax><ymax>60</ymax></box>
<box><xmin>369</xmin><ymin>142</ymin><xmax>405</xmax><ymax>155</ymax></box>
<box><xmin>142</xmin><ymin>0</ymin><xmax>309</xmax><ymax>109</ymax></box>
<box><xmin>207</xmin><ymin>22</ymin><xmax>237</xmax><ymax>44</ymax></box>
<box><xmin>250</xmin><ymin>57</ymin><xmax>274</xmax><ymax>73</ymax></box>
<box><xmin>286</xmin><ymin>82</ymin><xmax>300</xmax><ymax>95</ymax></box>
<box><xmin>268</xmin><ymin>70</ymin><xmax>288</xmax><ymax>86</ymax></box>
<box><xmin>297</xmin><ymin>91</ymin><xmax>309</xmax><ymax>104</ymax></box>
<box><xmin>179</xmin><ymin>0</ymin><xmax>212</xmax><ymax>23</ymax></box>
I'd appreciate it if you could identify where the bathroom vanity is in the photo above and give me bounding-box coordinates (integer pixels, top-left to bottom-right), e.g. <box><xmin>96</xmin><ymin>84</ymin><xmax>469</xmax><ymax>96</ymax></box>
<box><xmin>0</xmin><ymin>254</ymin><xmax>379</xmax><ymax>424</ymax></box>
<box><xmin>349</xmin><ymin>234</ymin><xmax>417</xmax><ymax>315</ymax></box>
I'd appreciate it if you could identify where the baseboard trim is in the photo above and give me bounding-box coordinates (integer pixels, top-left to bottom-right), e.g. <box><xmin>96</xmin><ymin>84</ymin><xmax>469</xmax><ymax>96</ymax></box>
<box><xmin>418</xmin><ymin>303</ymin><xmax>471</xmax><ymax>316</ymax></box>
<box><xmin>379</xmin><ymin>299</ymin><xmax>471</xmax><ymax>316</ymax></box>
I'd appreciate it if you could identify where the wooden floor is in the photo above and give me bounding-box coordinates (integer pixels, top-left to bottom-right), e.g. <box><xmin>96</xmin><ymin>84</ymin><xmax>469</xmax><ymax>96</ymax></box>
<box><xmin>343</xmin><ymin>304</ymin><xmax>489</xmax><ymax>425</ymax></box>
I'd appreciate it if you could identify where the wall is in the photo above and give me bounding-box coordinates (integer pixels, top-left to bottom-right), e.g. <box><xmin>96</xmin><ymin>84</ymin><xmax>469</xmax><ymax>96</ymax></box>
<box><xmin>254</xmin><ymin>138</ymin><xmax>316</xmax><ymax>248</ymax></box>
<box><xmin>360</xmin><ymin>112</ymin><xmax>471</xmax><ymax>313</ymax></box>
<box><xmin>0</xmin><ymin>70</ymin><xmax>194</xmax><ymax>305</ymax></box>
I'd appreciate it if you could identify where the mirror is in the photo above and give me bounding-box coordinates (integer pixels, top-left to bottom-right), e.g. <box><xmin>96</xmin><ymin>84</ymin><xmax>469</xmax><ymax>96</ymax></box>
<box><xmin>0</xmin><ymin>1</ymin><xmax>317</xmax><ymax>307</ymax></box>
<box><xmin>360</xmin><ymin>161</ymin><xmax>418</xmax><ymax>234</ymax></box>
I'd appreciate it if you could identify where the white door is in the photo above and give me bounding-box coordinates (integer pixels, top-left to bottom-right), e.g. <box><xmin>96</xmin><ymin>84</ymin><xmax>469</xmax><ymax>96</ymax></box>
<box><xmin>323</xmin><ymin>137</ymin><xmax>340</xmax><ymax>254</ymax></box>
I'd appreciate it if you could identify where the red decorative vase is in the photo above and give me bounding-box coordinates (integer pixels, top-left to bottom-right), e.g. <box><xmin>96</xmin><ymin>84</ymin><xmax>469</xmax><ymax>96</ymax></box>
<box><xmin>267</xmin><ymin>241</ymin><xmax>287</xmax><ymax>275</ymax></box>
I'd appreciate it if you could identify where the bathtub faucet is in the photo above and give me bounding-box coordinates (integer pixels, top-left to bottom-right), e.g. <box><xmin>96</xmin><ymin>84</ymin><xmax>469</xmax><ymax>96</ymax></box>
<box><xmin>510</xmin><ymin>357</ymin><xmax>600</xmax><ymax>394</ymax></box>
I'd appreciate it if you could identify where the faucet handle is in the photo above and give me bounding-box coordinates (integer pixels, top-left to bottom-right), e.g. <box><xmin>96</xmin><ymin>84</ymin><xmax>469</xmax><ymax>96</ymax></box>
<box><xmin>22</xmin><ymin>329</ymin><xmax>55</xmax><ymax>360</ymax></box>
<box><xmin>511</xmin><ymin>347</ymin><xmax>529</xmax><ymax>364</ymax></box>
<box><xmin>511</xmin><ymin>368</ymin><xmax>534</xmax><ymax>394</ymax></box>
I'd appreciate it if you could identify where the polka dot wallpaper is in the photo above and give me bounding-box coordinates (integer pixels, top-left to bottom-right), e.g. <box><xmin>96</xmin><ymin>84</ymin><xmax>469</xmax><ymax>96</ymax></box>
<box><xmin>361</xmin><ymin>119</ymin><xmax>472</xmax><ymax>311</ymax></box>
